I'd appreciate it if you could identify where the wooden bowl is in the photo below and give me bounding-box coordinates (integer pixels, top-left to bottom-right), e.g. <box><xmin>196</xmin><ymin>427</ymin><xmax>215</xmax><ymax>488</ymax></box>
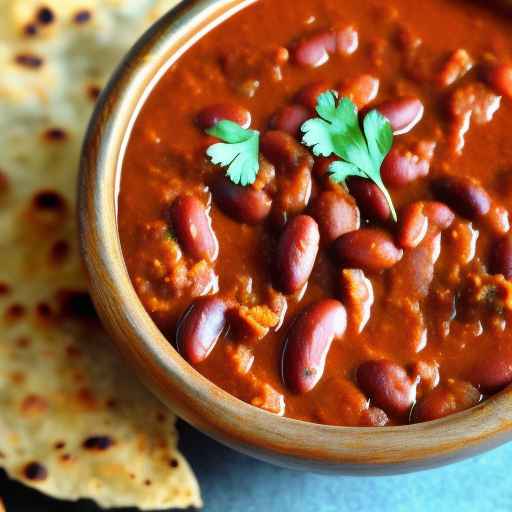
<box><xmin>79</xmin><ymin>0</ymin><xmax>512</xmax><ymax>473</ymax></box>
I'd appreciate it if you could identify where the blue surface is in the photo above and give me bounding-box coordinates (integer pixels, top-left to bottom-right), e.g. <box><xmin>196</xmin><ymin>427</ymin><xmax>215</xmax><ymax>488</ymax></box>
<box><xmin>178</xmin><ymin>421</ymin><xmax>510</xmax><ymax>512</ymax></box>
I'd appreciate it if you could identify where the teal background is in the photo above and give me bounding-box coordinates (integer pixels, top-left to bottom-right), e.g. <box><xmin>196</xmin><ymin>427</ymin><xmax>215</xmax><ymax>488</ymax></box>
<box><xmin>2</xmin><ymin>420</ymin><xmax>511</xmax><ymax>511</ymax></box>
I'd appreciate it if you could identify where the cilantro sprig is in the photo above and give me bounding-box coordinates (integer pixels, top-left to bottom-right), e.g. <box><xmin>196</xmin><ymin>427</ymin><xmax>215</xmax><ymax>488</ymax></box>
<box><xmin>206</xmin><ymin>120</ymin><xmax>260</xmax><ymax>186</ymax></box>
<box><xmin>301</xmin><ymin>91</ymin><xmax>397</xmax><ymax>221</ymax></box>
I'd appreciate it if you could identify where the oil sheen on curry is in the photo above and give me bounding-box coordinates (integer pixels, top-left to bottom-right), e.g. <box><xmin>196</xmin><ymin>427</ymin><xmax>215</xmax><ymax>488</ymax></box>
<box><xmin>119</xmin><ymin>0</ymin><xmax>512</xmax><ymax>426</ymax></box>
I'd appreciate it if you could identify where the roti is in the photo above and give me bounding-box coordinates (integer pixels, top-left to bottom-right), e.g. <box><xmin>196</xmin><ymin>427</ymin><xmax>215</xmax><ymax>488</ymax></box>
<box><xmin>0</xmin><ymin>0</ymin><xmax>201</xmax><ymax>509</ymax></box>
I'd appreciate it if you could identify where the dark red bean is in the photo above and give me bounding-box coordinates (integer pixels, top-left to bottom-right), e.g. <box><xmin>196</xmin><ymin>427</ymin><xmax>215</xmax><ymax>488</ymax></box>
<box><xmin>471</xmin><ymin>349</ymin><xmax>512</xmax><ymax>393</ymax></box>
<box><xmin>397</xmin><ymin>203</ymin><xmax>429</xmax><ymax>249</ymax></box>
<box><xmin>339</xmin><ymin>74</ymin><xmax>379</xmax><ymax>109</ymax></box>
<box><xmin>347</xmin><ymin>177</ymin><xmax>391</xmax><ymax>222</ymax></box>
<box><xmin>282</xmin><ymin>300</ymin><xmax>347</xmax><ymax>393</ymax></box>
<box><xmin>360</xmin><ymin>407</ymin><xmax>390</xmax><ymax>427</ymax></box>
<box><xmin>333</xmin><ymin>229</ymin><xmax>403</xmax><ymax>272</ymax></box>
<box><xmin>490</xmin><ymin>233</ymin><xmax>512</xmax><ymax>279</ymax></box>
<box><xmin>484</xmin><ymin>63</ymin><xmax>512</xmax><ymax>100</ymax></box>
<box><xmin>261</xmin><ymin>130</ymin><xmax>314</xmax><ymax>172</ymax></box>
<box><xmin>292</xmin><ymin>26</ymin><xmax>358</xmax><ymax>68</ymax></box>
<box><xmin>196</xmin><ymin>103</ymin><xmax>251</xmax><ymax>130</ymax></box>
<box><xmin>375</xmin><ymin>97</ymin><xmax>424</xmax><ymax>135</ymax></box>
<box><xmin>381</xmin><ymin>146</ymin><xmax>430</xmax><ymax>187</ymax></box>
<box><xmin>311</xmin><ymin>190</ymin><xmax>360</xmax><ymax>245</ymax></box>
<box><xmin>357</xmin><ymin>360</ymin><xmax>416</xmax><ymax>416</ymax></box>
<box><xmin>270</xmin><ymin>104</ymin><xmax>311</xmax><ymax>137</ymax></box>
<box><xmin>276</xmin><ymin>215</ymin><xmax>320</xmax><ymax>294</ymax></box>
<box><xmin>431</xmin><ymin>176</ymin><xmax>491</xmax><ymax>220</ymax></box>
<box><xmin>295</xmin><ymin>81</ymin><xmax>331</xmax><ymax>110</ymax></box>
<box><xmin>170</xmin><ymin>195</ymin><xmax>218</xmax><ymax>262</ymax></box>
<box><xmin>176</xmin><ymin>296</ymin><xmax>227</xmax><ymax>365</ymax></box>
<box><xmin>212</xmin><ymin>176</ymin><xmax>272</xmax><ymax>225</ymax></box>
<box><xmin>412</xmin><ymin>381</ymin><xmax>481</xmax><ymax>423</ymax></box>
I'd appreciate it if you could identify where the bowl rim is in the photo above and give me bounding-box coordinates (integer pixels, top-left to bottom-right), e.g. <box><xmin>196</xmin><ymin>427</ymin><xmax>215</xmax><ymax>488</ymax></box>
<box><xmin>79</xmin><ymin>0</ymin><xmax>512</xmax><ymax>472</ymax></box>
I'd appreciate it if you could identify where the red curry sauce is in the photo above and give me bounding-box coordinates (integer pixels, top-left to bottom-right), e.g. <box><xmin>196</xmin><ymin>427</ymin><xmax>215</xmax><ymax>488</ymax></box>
<box><xmin>118</xmin><ymin>0</ymin><xmax>512</xmax><ymax>426</ymax></box>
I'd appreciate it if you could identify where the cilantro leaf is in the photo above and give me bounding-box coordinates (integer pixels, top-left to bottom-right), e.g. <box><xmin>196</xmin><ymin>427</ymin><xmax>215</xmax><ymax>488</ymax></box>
<box><xmin>206</xmin><ymin>120</ymin><xmax>260</xmax><ymax>186</ymax></box>
<box><xmin>300</xmin><ymin>91</ymin><xmax>397</xmax><ymax>221</ymax></box>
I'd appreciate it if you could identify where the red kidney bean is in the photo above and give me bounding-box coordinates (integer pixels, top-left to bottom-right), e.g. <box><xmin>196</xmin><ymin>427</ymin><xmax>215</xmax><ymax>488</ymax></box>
<box><xmin>381</xmin><ymin>146</ymin><xmax>430</xmax><ymax>187</ymax></box>
<box><xmin>170</xmin><ymin>195</ymin><xmax>219</xmax><ymax>262</ymax></box>
<box><xmin>311</xmin><ymin>190</ymin><xmax>360</xmax><ymax>245</ymax></box>
<box><xmin>471</xmin><ymin>349</ymin><xmax>512</xmax><ymax>393</ymax></box>
<box><xmin>276</xmin><ymin>215</ymin><xmax>320</xmax><ymax>294</ymax></box>
<box><xmin>346</xmin><ymin>177</ymin><xmax>391</xmax><ymax>222</ymax></box>
<box><xmin>490</xmin><ymin>233</ymin><xmax>512</xmax><ymax>279</ymax></box>
<box><xmin>375</xmin><ymin>97</ymin><xmax>424</xmax><ymax>135</ymax></box>
<box><xmin>357</xmin><ymin>360</ymin><xmax>416</xmax><ymax>416</ymax></box>
<box><xmin>282</xmin><ymin>299</ymin><xmax>347</xmax><ymax>393</ymax></box>
<box><xmin>333</xmin><ymin>229</ymin><xmax>403</xmax><ymax>272</ymax></box>
<box><xmin>339</xmin><ymin>74</ymin><xmax>379</xmax><ymax>109</ymax></box>
<box><xmin>359</xmin><ymin>407</ymin><xmax>390</xmax><ymax>427</ymax></box>
<box><xmin>292</xmin><ymin>26</ymin><xmax>358</xmax><ymax>68</ymax></box>
<box><xmin>431</xmin><ymin>176</ymin><xmax>491</xmax><ymax>220</ymax></box>
<box><xmin>196</xmin><ymin>103</ymin><xmax>251</xmax><ymax>130</ymax></box>
<box><xmin>261</xmin><ymin>130</ymin><xmax>314</xmax><ymax>172</ymax></box>
<box><xmin>295</xmin><ymin>81</ymin><xmax>331</xmax><ymax>110</ymax></box>
<box><xmin>412</xmin><ymin>381</ymin><xmax>481</xmax><ymax>423</ymax></box>
<box><xmin>212</xmin><ymin>176</ymin><xmax>272</xmax><ymax>225</ymax></box>
<box><xmin>484</xmin><ymin>63</ymin><xmax>512</xmax><ymax>100</ymax></box>
<box><xmin>176</xmin><ymin>296</ymin><xmax>227</xmax><ymax>365</ymax></box>
<box><xmin>397</xmin><ymin>203</ymin><xmax>429</xmax><ymax>249</ymax></box>
<box><xmin>270</xmin><ymin>104</ymin><xmax>311</xmax><ymax>137</ymax></box>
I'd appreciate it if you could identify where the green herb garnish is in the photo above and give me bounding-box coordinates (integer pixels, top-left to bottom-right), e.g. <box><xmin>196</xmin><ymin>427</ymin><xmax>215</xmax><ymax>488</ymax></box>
<box><xmin>206</xmin><ymin>120</ymin><xmax>260</xmax><ymax>186</ymax></box>
<box><xmin>301</xmin><ymin>91</ymin><xmax>397</xmax><ymax>221</ymax></box>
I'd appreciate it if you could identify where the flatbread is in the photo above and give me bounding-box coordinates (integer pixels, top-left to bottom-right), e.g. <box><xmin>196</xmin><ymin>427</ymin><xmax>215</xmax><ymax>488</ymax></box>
<box><xmin>0</xmin><ymin>0</ymin><xmax>201</xmax><ymax>509</ymax></box>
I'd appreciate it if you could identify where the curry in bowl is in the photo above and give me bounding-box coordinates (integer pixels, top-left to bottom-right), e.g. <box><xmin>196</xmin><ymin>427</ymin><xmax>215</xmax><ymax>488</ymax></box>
<box><xmin>118</xmin><ymin>0</ymin><xmax>512</xmax><ymax>427</ymax></box>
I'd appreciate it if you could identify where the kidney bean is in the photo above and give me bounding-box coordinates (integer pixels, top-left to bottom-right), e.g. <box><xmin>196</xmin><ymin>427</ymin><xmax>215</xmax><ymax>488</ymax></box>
<box><xmin>261</xmin><ymin>130</ymin><xmax>314</xmax><ymax>172</ymax></box>
<box><xmin>270</xmin><ymin>104</ymin><xmax>311</xmax><ymax>137</ymax></box>
<box><xmin>490</xmin><ymin>233</ymin><xmax>512</xmax><ymax>279</ymax></box>
<box><xmin>381</xmin><ymin>146</ymin><xmax>430</xmax><ymax>187</ymax></box>
<box><xmin>412</xmin><ymin>381</ymin><xmax>481</xmax><ymax>423</ymax></box>
<box><xmin>212</xmin><ymin>176</ymin><xmax>272</xmax><ymax>224</ymax></box>
<box><xmin>333</xmin><ymin>229</ymin><xmax>403</xmax><ymax>272</ymax></box>
<box><xmin>397</xmin><ymin>203</ymin><xmax>429</xmax><ymax>249</ymax></box>
<box><xmin>339</xmin><ymin>74</ymin><xmax>380</xmax><ymax>109</ymax></box>
<box><xmin>431</xmin><ymin>176</ymin><xmax>491</xmax><ymax>220</ymax></box>
<box><xmin>471</xmin><ymin>349</ymin><xmax>512</xmax><ymax>393</ymax></box>
<box><xmin>311</xmin><ymin>190</ymin><xmax>360</xmax><ymax>245</ymax></box>
<box><xmin>339</xmin><ymin>269</ymin><xmax>374</xmax><ymax>334</ymax></box>
<box><xmin>276</xmin><ymin>215</ymin><xmax>320</xmax><ymax>294</ymax></box>
<box><xmin>170</xmin><ymin>195</ymin><xmax>219</xmax><ymax>262</ymax></box>
<box><xmin>292</xmin><ymin>26</ymin><xmax>358</xmax><ymax>68</ymax></box>
<box><xmin>357</xmin><ymin>360</ymin><xmax>416</xmax><ymax>416</ymax></box>
<box><xmin>484</xmin><ymin>63</ymin><xmax>512</xmax><ymax>100</ymax></box>
<box><xmin>282</xmin><ymin>299</ymin><xmax>347</xmax><ymax>393</ymax></box>
<box><xmin>359</xmin><ymin>407</ymin><xmax>390</xmax><ymax>427</ymax></box>
<box><xmin>375</xmin><ymin>97</ymin><xmax>424</xmax><ymax>135</ymax></box>
<box><xmin>346</xmin><ymin>177</ymin><xmax>391</xmax><ymax>222</ymax></box>
<box><xmin>176</xmin><ymin>296</ymin><xmax>227</xmax><ymax>365</ymax></box>
<box><xmin>295</xmin><ymin>81</ymin><xmax>331</xmax><ymax>110</ymax></box>
<box><xmin>196</xmin><ymin>103</ymin><xmax>251</xmax><ymax>130</ymax></box>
